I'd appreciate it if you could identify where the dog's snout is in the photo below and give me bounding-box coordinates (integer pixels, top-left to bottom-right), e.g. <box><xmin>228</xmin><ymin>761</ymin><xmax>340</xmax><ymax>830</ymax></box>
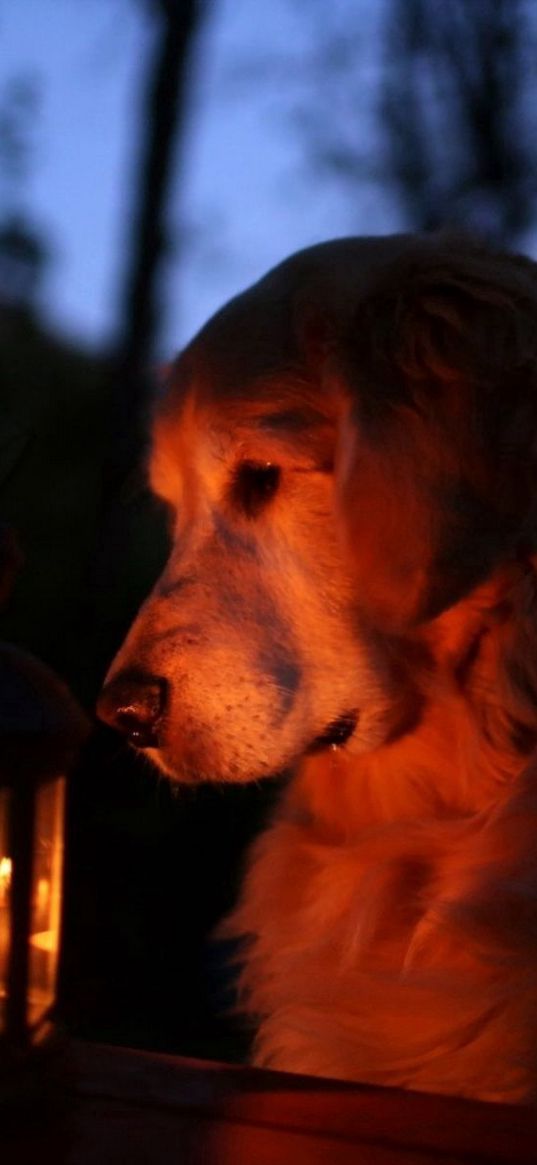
<box><xmin>98</xmin><ymin>671</ymin><xmax>168</xmax><ymax>748</ymax></box>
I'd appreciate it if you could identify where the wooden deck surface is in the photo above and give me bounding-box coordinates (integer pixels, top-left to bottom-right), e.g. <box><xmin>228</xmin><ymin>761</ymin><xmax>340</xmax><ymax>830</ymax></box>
<box><xmin>4</xmin><ymin>1039</ymin><xmax>537</xmax><ymax>1163</ymax></box>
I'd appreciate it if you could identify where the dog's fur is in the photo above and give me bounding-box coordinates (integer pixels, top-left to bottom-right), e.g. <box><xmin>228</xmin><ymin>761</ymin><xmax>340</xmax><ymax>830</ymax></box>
<box><xmin>100</xmin><ymin>235</ymin><xmax>537</xmax><ymax>1103</ymax></box>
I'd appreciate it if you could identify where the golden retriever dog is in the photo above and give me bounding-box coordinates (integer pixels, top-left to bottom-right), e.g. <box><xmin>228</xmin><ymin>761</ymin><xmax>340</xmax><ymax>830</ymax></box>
<box><xmin>98</xmin><ymin>234</ymin><xmax>537</xmax><ymax>1104</ymax></box>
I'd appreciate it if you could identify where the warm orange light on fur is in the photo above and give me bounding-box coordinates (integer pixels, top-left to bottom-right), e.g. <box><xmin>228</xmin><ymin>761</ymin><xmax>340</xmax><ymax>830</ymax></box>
<box><xmin>220</xmin><ymin>566</ymin><xmax>537</xmax><ymax>1102</ymax></box>
<box><xmin>99</xmin><ymin>235</ymin><xmax>537</xmax><ymax>1104</ymax></box>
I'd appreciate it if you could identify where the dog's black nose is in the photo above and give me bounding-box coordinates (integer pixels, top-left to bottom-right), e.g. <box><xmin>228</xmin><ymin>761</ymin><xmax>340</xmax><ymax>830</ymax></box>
<box><xmin>98</xmin><ymin>671</ymin><xmax>168</xmax><ymax>748</ymax></box>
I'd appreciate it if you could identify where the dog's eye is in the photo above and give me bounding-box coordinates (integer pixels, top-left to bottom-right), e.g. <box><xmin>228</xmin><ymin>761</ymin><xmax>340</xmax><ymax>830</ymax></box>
<box><xmin>232</xmin><ymin>460</ymin><xmax>281</xmax><ymax>517</ymax></box>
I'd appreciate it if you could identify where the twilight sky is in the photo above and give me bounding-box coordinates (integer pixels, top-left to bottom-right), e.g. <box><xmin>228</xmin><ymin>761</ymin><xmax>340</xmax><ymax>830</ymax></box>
<box><xmin>1</xmin><ymin>0</ymin><xmax>399</xmax><ymax>359</ymax></box>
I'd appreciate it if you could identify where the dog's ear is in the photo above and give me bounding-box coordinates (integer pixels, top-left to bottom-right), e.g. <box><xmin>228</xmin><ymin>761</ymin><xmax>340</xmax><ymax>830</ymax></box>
<box><xmin>333</xmin><ymin>244</ymin><xmax>537</xmax><ymax>630</ymax></box>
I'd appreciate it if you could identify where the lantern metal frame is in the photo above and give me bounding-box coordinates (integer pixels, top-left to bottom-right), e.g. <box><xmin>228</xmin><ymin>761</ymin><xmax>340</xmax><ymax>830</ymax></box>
<box><xmin>0</xmin><ymin>643</ymin><xmax>88</xmax><ymax>1057</ymax></box>
<box><xmin>0</xmin><ymin>768</ymin><xmax>65</xmax><ymax>1049</ymax></box>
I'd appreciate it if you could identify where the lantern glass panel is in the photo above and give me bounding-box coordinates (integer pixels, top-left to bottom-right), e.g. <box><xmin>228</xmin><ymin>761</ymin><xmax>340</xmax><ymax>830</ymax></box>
<box><xmin>27</xmin><ymin>776</ymin><xmax>65</xmax><ymax>1030</ymax></box>
<box><xmin>0</xmin><ymin>787</ymin><xmax>12</xmax><ymax>1033</ymax></box>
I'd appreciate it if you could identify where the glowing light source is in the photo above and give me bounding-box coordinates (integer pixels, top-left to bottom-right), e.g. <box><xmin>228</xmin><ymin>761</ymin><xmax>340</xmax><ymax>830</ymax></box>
<box><xmin>0</xmin><ymin>776</ymin><xmax>66</xmax><ymax>1041</ymax></box>
<box><xmin>0</xmin><ymin>856</ymin><xmax>12</xmax><ymax>896</ymax></box>
<box><xmin>0</xmin><ymin>643</ymin><xmax>87</xmax><ymax>1054</ymax></box>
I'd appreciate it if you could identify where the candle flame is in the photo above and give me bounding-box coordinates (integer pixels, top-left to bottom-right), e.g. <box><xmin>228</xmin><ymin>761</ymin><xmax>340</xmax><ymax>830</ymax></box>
<box><xmin>0</xmin><ymin>856</ymin><xmax>12</xmax><ymax>903</ymax></box>
<box><xmin>30</xmin><ymin>930</ymin><xmax>55</xmax><ymax>952</ymax></box>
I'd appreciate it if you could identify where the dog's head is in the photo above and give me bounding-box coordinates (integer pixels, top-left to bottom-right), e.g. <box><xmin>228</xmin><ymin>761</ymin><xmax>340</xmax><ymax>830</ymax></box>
<box><xmin>98</xmin><ymin>235</ymin><xmax>537</xmax><ymax>782</ymax></box>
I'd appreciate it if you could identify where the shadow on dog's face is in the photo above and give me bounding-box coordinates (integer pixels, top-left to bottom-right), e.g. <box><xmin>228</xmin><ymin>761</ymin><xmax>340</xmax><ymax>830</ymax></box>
<box><xmin>100</xmin><ymin>358</ymin><xmax>408</xmax><ymax>782</ymax></box>
<box><xmin>98</xmin><ymin>235</ymin><xmax>537</xmax><ymax>782</ymax></box>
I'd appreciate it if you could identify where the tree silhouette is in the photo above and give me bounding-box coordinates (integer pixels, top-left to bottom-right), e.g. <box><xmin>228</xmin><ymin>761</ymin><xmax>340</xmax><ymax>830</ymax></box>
<box><xmin>112</xmin><ymin>0</ymin><xmax>208</xmax><ymax>485</ymax></box>
<box><xmin>0</xmin><ymin>75</ymin><xmax>48</xmax><ymax>311</ymax></box>
<box><xmin>287</xmin><ymin>0</ymin><xmax>537</xmax><ymax>246</ymax></box>
<box><xmin>382</xmin><ymin>0</ymin><xmax>537</xmax><ymax>240</ymax></box>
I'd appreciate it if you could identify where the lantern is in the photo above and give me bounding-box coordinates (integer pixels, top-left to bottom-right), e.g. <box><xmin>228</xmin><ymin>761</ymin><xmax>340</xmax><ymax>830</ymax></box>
<box><xmin>0</xmin><ymin>643</ymin><xmax>88</xmax><ymax>1053</ymax></box>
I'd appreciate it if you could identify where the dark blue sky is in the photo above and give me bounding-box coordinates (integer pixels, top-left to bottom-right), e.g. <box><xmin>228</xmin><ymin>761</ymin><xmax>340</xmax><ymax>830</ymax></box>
<box><xmin>2</xmin><ymin>0</ymin><xmax>398</xmax><ymax>359</ymax></box>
